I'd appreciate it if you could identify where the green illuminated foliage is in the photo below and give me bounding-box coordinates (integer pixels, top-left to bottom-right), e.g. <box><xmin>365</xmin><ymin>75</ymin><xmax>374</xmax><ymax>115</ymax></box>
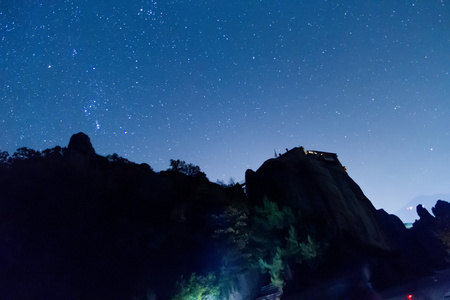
<box><xmin>254</xmin><ymin>197</ymin><xmax>295</xmax><ymax>230</ymax></box>
<box><xmin>172</xmin><ymin>273</ymin><xmax>219</xmax><ymax>300</ymax></box>
<box><xmin>258</xmin><ymin>247</ymin><xmax>285</xmax><ymax>289</ymax></box>
<box><xmin>299</xmin><ymin>235</ymin><xmax>319</xmax><ymax>260</ymax></box>
<box><xmin>252</xmin><ymin>197</ymin><xmax>321</xmax><ymax>291</ymax></box>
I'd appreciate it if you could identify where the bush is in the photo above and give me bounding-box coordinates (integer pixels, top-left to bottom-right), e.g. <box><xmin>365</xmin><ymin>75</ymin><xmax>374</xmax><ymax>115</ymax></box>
<box><xmin>172</xmin><ymin>273</ymin><xmax>219</xmax><ymax>300</ymax></box>
<box><xmin>259</xmin><ymin>247</ymin><xmax>285</xmax><ymax>289</ymax></box>
<box><xmin>252</xmin><ymin>197</ymin><xmax>321</xmax><ymax>291</ymax></box>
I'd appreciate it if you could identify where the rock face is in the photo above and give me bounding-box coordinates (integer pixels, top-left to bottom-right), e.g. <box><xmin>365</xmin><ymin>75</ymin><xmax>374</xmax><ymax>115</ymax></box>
<box><xmin>245</xmin><ymin>147</ymin><xmax>391</xmax><ymax>253</ymax></box>
<box><xmin>433</xmin><ymin>200</ymin><xmax>450</xmax><ymax>220</ymax></box>
<box><xmin>68</xmin><ymin>132</ymin><xmax>95</xmax><ymax>155</ymax></box>
<box><xmin>67</xmin><ymin>132</ymin><xmax>98</xmax><ymax>166</ymax></box>
<box><xmin>410</xmin><ymin>203</ymin><xmax>449</xmax><ymax>268</ymax></box>
<box><xmin>244</xmin><ymin>147</ymin><xmax>450</xmax><ymax>294</ymax></box>
<box><xmin>375</xmin><ymin>209</ymin><xmax>409</xmax><ymax>251</ymax></box>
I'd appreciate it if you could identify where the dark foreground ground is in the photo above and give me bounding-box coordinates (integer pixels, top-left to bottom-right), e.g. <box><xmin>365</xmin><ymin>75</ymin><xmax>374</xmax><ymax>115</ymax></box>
<box><xmin>283</xmin><ymin>268</ymin><xmax>450</xmax><ymax>300</ymax></box>
<box><xmin>380</xmin><ymin>268</ymin><xmax>450</xmax><ymax>300</ymax></box>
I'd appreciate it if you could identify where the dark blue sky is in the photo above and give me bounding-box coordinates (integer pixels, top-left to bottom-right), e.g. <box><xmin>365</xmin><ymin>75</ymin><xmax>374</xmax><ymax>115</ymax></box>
<box><xmin>2</xmin><ymin>1</ymin><xmax>450</xmax><ymax>219</ymax></box>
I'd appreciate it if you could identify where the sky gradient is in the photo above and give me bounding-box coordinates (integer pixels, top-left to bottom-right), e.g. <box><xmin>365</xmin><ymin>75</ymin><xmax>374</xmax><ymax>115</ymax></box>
<box><xmin>1</xmin><ymin>1</ymin><xmax>450</xmax><ymax>220</ymax></box>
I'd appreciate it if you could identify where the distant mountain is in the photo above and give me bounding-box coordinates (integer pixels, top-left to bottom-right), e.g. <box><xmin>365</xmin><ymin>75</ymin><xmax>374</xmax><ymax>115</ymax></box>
<box><xmin>395</xmin><ymin>194</ymin><xmax>450</xmax><ymax>223</ymax></box>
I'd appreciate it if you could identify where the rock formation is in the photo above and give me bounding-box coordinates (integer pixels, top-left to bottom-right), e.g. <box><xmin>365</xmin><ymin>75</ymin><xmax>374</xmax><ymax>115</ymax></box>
<box><xmin>375</xmin><ymin>209</ymin><xmax>409</xmax><ymax>251</ymax></box>
<box><xmin>245</xmin><ymin>146</ymin><xmax>450</xmax><ymax>296</ymax></box>
<box><xmin>433</xmin><ymin>200</ymin><xmax>450</xmax><ymax>220</ymax></box>
<box><xmin>245</xmin><ymin>147</ymin><xmax>391</xmax><ymax>253</ymax></box>
<box><xmin>66</xmin><ymin>132</ymin><xmax>98</xmax><ymax>166</ymax></box>
<box><xmin>410</xmin><ymin>203</ymin><xmax>449</xmax><ymax>269</ymax></box>
<box><xmin>68</xmin><ymin>132</ymin><xmax>95</xmax><ymax>155</ymax></box>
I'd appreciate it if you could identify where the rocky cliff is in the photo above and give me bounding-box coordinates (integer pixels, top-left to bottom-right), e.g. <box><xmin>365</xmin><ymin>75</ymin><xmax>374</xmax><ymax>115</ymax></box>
<box><xmin>245</xmin><ymin>147</ymin><xmax>449</xmax><ymax>296</ymax></box>
<box><xmin>245</xmin><ymin>147</ymin><xmax>391</xmax><ymax>253</ymax></box>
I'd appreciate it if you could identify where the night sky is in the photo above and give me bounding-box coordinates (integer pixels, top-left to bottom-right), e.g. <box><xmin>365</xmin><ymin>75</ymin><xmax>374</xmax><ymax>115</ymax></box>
<box><xmin>2</xmin><ymin>1</ymin><xmax>450</xmax><ymax>219</ymax></box>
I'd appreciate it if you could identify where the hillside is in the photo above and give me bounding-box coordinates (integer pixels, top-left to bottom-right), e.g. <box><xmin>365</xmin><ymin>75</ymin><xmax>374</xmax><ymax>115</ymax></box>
<box><xmin>0</xmin><ymin>133</ymin><xmax>448</xmax><ymax>300</ymax></box>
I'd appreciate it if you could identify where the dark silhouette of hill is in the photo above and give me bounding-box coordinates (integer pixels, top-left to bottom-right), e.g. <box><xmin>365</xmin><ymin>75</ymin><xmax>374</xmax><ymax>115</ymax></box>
<box><xmin>0</xmin><ymin>133</ymin><xmax>245</xmax><ymax>299</ymax></box>
<box><xmin>0</xmin><ymin>133</ymin><xmax>448</xmax><ymax>300</ymax></box>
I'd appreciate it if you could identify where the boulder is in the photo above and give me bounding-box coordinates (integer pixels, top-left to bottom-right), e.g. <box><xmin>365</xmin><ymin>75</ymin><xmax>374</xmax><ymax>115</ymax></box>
<box><xmin>245</xmin><ymin>147</ymin><xmax>391</xmax><ymax>253</ymax></box>
<box><xmin>68</xmin><ymin>132</ymin><xmax>95</xmax><ymax>155</ymax></box>
<box><xmin>66</xmin><ymin>132</ymin><xmax>98</xmax><ymax>167</ymax></box>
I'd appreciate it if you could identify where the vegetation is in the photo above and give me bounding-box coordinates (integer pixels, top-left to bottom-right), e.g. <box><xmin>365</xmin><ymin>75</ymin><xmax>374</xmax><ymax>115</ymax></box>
<box><xmin>212</xmin><ymin>204</ymin><xmax>251</xmax><ymax>296</ymax></box>
<box><xmin>0</xmin><ymin>144</ymin><xmax>218</xmax><ymax>299</ymax></box>
<box><xmin>106</xmin><ymin>153</ymin><xmax>131</xmax><ymax>164</ymax></box>
<box><xmin>0</xmin><ymin>150</ymin><xmax>10</xmax><ymax>164</ymax></box>
<box><xmin>0</xmin><ymin>137</ymin><xmax>329</xmax><ymax>300</ymax></box>
<box><xmin>251</xmin><ymin>197</ymin><xmax>320</xmax><ymax>290</ymax></box>
<box><xmin>172</xmin><ymin>273</ymin><xmax>220</xmax><ymax>300</ymax></box>
<box><xmin>169</xmin><ymin>159</ymin><xmax>207</xmax><ymax>179</ymax></box>
<box><xmin>258</xmin><ymin>247</ymin><xmax>285</xmax><ymax>289</ymax></box>
<box><xmin>213</xmin><ymin>196</ymin><xmax>321</xmax><ymax>292</ymax></box>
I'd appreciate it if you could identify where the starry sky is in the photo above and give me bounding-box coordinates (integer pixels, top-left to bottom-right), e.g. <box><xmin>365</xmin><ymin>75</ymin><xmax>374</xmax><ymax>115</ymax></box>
<box><xmin>1</xmin><ymin>1</ymin><xmax>450</xmax><ymax>220</ymax></box>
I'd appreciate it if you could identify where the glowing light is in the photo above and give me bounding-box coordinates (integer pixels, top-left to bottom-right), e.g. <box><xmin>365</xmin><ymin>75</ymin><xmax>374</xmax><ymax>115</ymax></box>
<box><xmin>407</xmin><ymin>295</ymin><xmax>413</xmax><ymax>299</ymax></box>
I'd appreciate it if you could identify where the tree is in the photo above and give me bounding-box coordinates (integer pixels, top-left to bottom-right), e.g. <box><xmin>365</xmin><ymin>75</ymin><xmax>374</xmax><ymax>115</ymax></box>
<box><xmin>169</xmin><ymin>159</ymin><xmax>207</xmax><ymax>179</ymax></box>
<box><xmin>212</xmin><ymin>196</ymin><xmax>322</xmax><ymax>296</ymax></box>
<box><xmin>0</xmin><ymin>150</ymin><xmax>9</xmax><ymax>165</ymax></box>
<box><xmin>42</xmin><ymin>146</ymin><xmax>66</xmax><ymax>160</ymax></box>
<box><xmin>106</xmin><ymin>153</ymin><xmax>130</xmax><ymax>164</ymax></box>
<box><xmin>11</xmin><ymin>147</ymin><xmax>41</xmax><ymax>162</ymax></box>
<box><xmin>172</xmin><ymin>273</ymin><xmax>219</xmax><ymax>300</ymax></box>
<box><xmin>259</xmin><ymin>247</ymin><xmax>285</xmax><ymax>289</ymax></box>
<box><xmin>254</xmin><ymin>197</ymin><xmax>295</xmax><ymax>230</ymax></box>
<box><xmin>213</xmin><ymin>204</ymin><xmax>251</xmax><ymax>294</ymax></box>
<box><xmin>250</xmin><ymin>197</ymin><xmax>320</xmax><ymax>292</ymax></box>
<box><xmin>285</xmin><ymin>226</ymin><xmax>318</xmax><ymax>262</ymax></box>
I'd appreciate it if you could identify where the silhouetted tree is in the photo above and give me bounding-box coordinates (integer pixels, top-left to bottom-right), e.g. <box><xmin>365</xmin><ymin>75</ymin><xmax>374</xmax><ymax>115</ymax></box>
<box><xmin>0</xmin><ymin>150</ymin><xmax>9</xmax><ymax>165</ymax></box>
<box><xmin>106</xmin><ymin>153</ymin><xmax>131</xmax><ymax>164</ymax></box>
<box><xmin>42</xmin><ymin>146</ymin><xmax>67</xmax><ymax>160</ymax></box>
<box><xmin>169</xmin><ymin>159</ymin><xmax>207</xmax><ymax>179</ymax></box>
<box><xmin>11</xmin><ymin>147</ymin><xmax>41</xmax><ymax>162</ymax></box>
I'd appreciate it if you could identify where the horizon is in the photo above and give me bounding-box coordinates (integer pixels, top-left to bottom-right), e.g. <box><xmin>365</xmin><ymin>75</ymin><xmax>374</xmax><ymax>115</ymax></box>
<box><xmin>2</xmin><ymin>131</ymin><xmax>449</xmax><ymax>224</ymax></box>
